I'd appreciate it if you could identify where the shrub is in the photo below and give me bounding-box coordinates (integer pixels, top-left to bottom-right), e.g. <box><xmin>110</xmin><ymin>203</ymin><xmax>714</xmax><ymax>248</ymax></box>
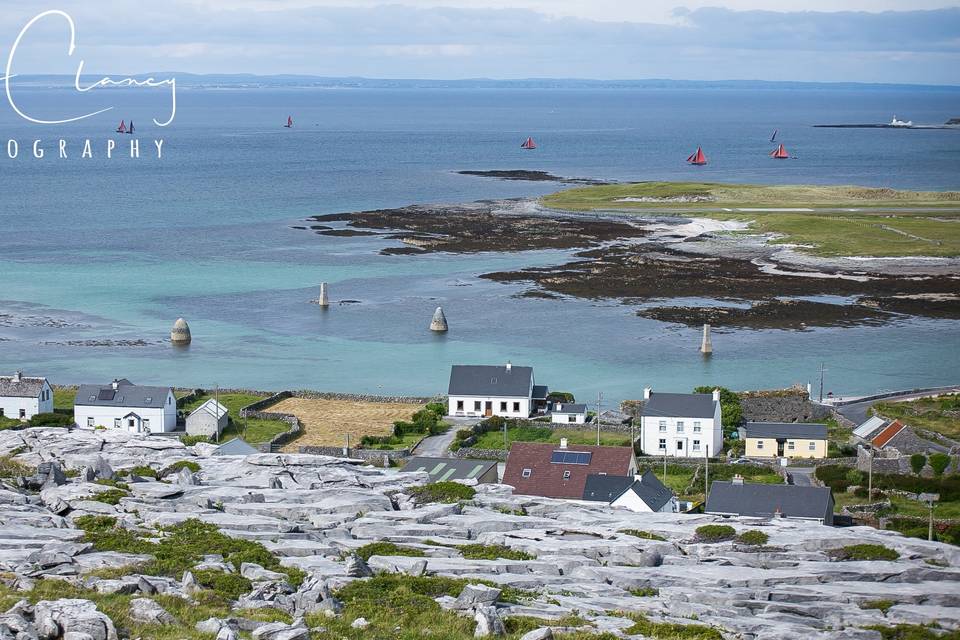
<box><xmin>0</xmin><ymin>455</ymin><xmax>34</xmax><ymax>479</ymax></box>
<box><xmin>620</xmin><ymin>611</ymin><xmax>723</xmax><ymax>639</ymax></box>
<box><xmin>74</xmin><ymin>515</ymin><xmax>154</xmax><ymax>554</ymax></box>
<box><xmin>695</xmin><ymin>525</ymin><xmax>736</xmax><ymax>543</ymax></box>
<box><xmin>94</xmin><ymin>478</ymin><xmax>130</xmax><ymax>490</ymax></box>
<box><xmin>180</xmin><ymin>434</ymin><xmax>210</xmax><ymax>446</ymax></box>
<box><xmin>629</xmin><ymin>587</ymin><xmax>659</xmax><ymax>597</ymax></box>
<box><xmin>353</xmin><ymin>542</ymin><xmax>426</xmax><ymax>562</ymax></box>
<box><xmin>929</xmin><ymin>453</ymin><xmax>950</xmax><ymax>477</ymax></box>
<box><xmin>27</xmin><ymin>412</ymin><xmax>74</xmax><ymax>427</ymax></box>
<box><xmin>455</xmin><ymin>429</ymin><xmax>473</xmax><ymax>441</ymax></box>
<box><xmin>457</xmin><ymin>544</ymin><xmax>533</xmax><ymax>561</ymax></box>
<box><xmin>694</xmin><ymin>386</ymin><xmax>742</xmax><ymax>433</ymax></box>
<box><xmin>91</xmin><ymin>489</ymin><xmax>129</xmax><ymax>505</ymax></box>
<box><xmin>619</xmin><ymin>529</ymin><xmax>666</xmax><ymax>541</ymax></box>
<box><xmin>547</xmin><ymin>391</ymin><xmax>575</xmax><ymax>403</ymax></box>
<box><xmin>192</xmin><ymin>569</ymin><xmax>252</xmax><ymax>600</ymax></box>
<box><xmin>117</xmin><ymin>465</ymin><xmax>159</xmax><ymax>479</ymax></box>
<box><xmin>861</xmin><ymin>599</ymin><xmax>895</xmax><ymax>614</ymax></box>
<box><xmin>736</xmin><ymin>530</ymin><xmax>769</xmax><ymax>546</ymax></box>
<box><xmin>425</xmin><ymin>402</ymin><xmax>446</xmax><ymax>418</ymax></box>
<box><xmin>408</xmin><ymin>481</ymin><xmax>476</xmax><ymax>504</ymax></box>
<box><xmin>910</xmin><ymin>454</ymin><xmax>927</xmax><ymax>475</ymax></box>
<box><xmin>828</xmin><ymin>544</ymin><xmax>900</xmax><ymax>561</ymax></box>
<box><xmin>864</xmin><ymin>624</ymin><xmax>952</xmax><ymax>640</ymax></box>
<box><xmin>161</xmin><ymin>460</ymin><xmax>201</xmax><ymax>478</ymax></box>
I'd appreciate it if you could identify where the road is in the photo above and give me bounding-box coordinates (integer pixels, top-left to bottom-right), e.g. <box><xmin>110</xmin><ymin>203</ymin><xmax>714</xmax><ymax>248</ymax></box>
<box><xmin>787</xmin><ymin>467</ymin><xmax>816</xmax><ymax>486</ymax></box>
<box><xmin>413</xmin><ymin>418</ymin><xmax>477</xmax><ymax>457</ymax></box>
<box><xmin>833</xmin><ymin>386</ymin><xmax>960</xmax><ymax>425</ymax></box>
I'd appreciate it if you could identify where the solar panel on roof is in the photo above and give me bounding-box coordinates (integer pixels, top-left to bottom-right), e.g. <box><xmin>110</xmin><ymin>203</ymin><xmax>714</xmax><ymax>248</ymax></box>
<box><xmin>550</xmin><ymin>451</ymin><xmax>592</xmax><ymax>465</ymax></box>
<box><xmin>97</xmin><ymin>389</ymin><xmax>116</xmax><ymax>401</ymax></box>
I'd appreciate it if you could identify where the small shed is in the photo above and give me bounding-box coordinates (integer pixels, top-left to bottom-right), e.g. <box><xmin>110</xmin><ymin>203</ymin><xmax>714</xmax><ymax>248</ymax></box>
<box><xmin>551</xmin><ymin>402</ymin><xmax>587</xmax><ymax>424</ymax></box>
<box><xmin>212</xmin><ymin>437</ymin><xmax>259</xmax><ymax>456</ymax></box>
<box><xmin>186</xmin><ymin>399</ymin><xmax>228</xmax><ymax>439</ymax></box>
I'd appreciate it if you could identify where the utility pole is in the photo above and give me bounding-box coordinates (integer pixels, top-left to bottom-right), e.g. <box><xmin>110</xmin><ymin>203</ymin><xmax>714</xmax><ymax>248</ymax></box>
<box><xmin>705</xmin><ymin>445</ymin><xmax>710</xmax><ymax>500</ymax></box>
<box><xmin>921</xmin><ymin>493</ymin><xmax>939</xmax><ymax>541</ymax></box>
<box><xmin>503</xmin><ymin>420</ymin><xmax>508</xmax><ymax>451</ymax></box>
<box><xmin>868</xmin><ymin>447</ymin><xmax>873</xmax><ymax>500</ymax></box>
<box><xmin>818</xmin><ymin>363</ymin><xmax>826</xmax><ymax>403</ymax></box>
<box><xmin>596</xmin><ymin>391</ymin><xmax>603</xmax><ymax>446</ymax></box>
<box><xmin>215</xmin><ymin>385</ymin><xmax>220</xmax><ymax>444</ymax></box>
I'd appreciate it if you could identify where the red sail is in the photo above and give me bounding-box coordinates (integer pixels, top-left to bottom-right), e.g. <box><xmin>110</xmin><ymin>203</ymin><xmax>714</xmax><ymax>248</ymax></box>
<box><xmin>687</xmin><ymin>146</ymin><xmax>706</xmax><ymax>165</ymax></box>
<box><xmin>116</xmin><ymin>120</ymin><xmax>126</xmax><ymax>134</ymax></box>
<box><xmin>770</xmin><ymin>143</ymin><xmax>789</xmax><ymax>159</ymax></box>
<box><xmin>521</xmin><ymin>137</ymin><xmax>536</xmax><ymax>149</ymax></box>
<box><xmin>287</xmin><ymin>116</ymin><xmax>293</xmax><ymax>127</ymax></box>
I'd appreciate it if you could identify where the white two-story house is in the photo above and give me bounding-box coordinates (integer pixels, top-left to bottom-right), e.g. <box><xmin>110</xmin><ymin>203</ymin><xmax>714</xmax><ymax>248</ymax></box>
<box><xmin>0</xmin><ymin>371</ymin><xmax>53</xmax><ymax>420</ymax></box>
<box><xmin>74</xmin><ymin>379</ymin><xmax>177</xmax><ymax>433</ymax></box>
<box><xmin>639</xmin><ymin>387</ymin><xmax>722</xmax><ymax>458</ymax></box>
<box><xmin>447</xmin><ymin>363</ymin><xmax>536</xmax><ymax>418</ymax></box>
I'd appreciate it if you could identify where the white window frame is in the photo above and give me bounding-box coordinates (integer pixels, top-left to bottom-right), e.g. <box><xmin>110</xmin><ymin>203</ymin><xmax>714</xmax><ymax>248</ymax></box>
<box><xmin>757</xmin><ymin>440</ymin><xmax>764</xmax><ymax>449</ymax></box>
<box><xmin>693</xmin><ymin>421</ymin><xmax>701</xmax><ymax>433</ymax></box>
<box><xmin>513</xmin><ymin>401</ymin><xmax>521</xmax><ymax>413</ymax></box>
<box><xmin>692</xmin><ymin>440</ymin><xmax>701</xmax><ymax>452</ymax></box>
<box><xmin>114</xmin><ymin>418</ymin><xmax>121</xmax><ymax>428</ymax></box>
<box><xmin>658</xmin><ymin>420</ymin><xmax>667</xmax><ymax>432</ymax></box>
<box><xmin>87</xmin><ymin>417</ymin><xmax>94</xmax><ymax>427</ymax></box>
<box><xmin>676</xmin><ymin>421</ymin><xmax>684</xmax><ymax>433</ymax></box>
<box><xmin>658</xmin><ymin>439</ymin><xmax>666</xmax><ymax>450</ymax></box>
<box><xmin>456</xmin><ymin>400</ymin><xmax>464</xmax><ymax>411</ymax></box>
<box><xmin>521</xmin><ymin>468</ymin><xmax>532</xmax><ymax>479</ymax></box>
<box><xmin>562</xmin><ymin>470</ymin><xmax>571</xmax><ymax>479</ymax></box>
<box><xmin>500</xmin><ymin>401</ymin><xmax>507</xmax><ymax>412</ymax></box>
<box><xmin>809</xmin><ymin>441</ymin><xmax>817</xmax><ymax>451</ymax></box>
<box><xmin>787</xmin><ymin>441</ymin><xmax>795</xmax><ymax>450</ymax></box>
<box><xmin>143</xmin><ymin>418</ymin><xmax>150</xmax><ymax>431</ymax></box>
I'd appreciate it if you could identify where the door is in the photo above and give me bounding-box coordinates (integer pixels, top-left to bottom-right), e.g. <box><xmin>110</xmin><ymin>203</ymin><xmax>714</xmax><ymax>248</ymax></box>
<box><xmin>777</xmin><ymin>440</ymin><xmax>785</xmax><ymax>457</ymax></box>
<box><xmin>675</xmin><ymin>440</ymin><xmax>685</xmax><ymax>456</ymax></box>
<box><xmin>484</xmin><ymin>401</ymin><xmax>493</xmax><ymax>417</ymax></box>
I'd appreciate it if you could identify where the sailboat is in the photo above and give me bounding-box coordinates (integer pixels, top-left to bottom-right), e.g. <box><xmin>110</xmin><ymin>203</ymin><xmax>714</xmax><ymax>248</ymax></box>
<box><xmin>127</xmin><ymin>121</ymin><xmax>135</xmax><ymax>135</ymax></box>
<box><xmin>770</xmin><ymin>129</ymin><xmax>778</xmax><ymax>142</ymax></box>
<box><xmin>116</xmin><ymin>120</ymin><xmax>127</xmax><ymax>134</ymax></box>
<box><xmin>284</xmin><ymin>116</ymin><xmax>293</xmax><ymax>128</ymax></box>
<box><xmin>686</xmin><ymin>146</ymin><xmax>707</xmax><ymax>165</ymax></box>
<box><xmin>770</xmin><ymin>143</ymin><xmax>790</xmax><ymax>159</ymax></box>
<box><xmin>520</xmin><ymin>137</ymin><xmax>536</xmax><ymax>149</ymax></box>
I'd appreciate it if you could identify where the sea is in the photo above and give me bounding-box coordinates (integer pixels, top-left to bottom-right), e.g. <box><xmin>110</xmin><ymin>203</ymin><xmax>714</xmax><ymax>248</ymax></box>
<box><xmin>1</xmin><ymin>82</ymin><xmax>959</xmax><ymax>404</ymax></box>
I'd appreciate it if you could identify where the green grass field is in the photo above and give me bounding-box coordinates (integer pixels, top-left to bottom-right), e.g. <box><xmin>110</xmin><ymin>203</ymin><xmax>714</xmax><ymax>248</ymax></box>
<box><xmin>474</xmin><ymin>425</ymin><xmax>633</xmax><ymax>450</ymax></box>
<box><xmin>542</xmin><ymin>182</ymin><xmax>960</xmax><ymax>258</ymax></box>
<box><xmin>873</xmin><ymin>394</ymin><xmax>960</xmax><ymax>440</ymax></box>
<box><xmin>180</xmin><ymin>392</ymin><xmax>291</xmax><ymax>444</ymax></box>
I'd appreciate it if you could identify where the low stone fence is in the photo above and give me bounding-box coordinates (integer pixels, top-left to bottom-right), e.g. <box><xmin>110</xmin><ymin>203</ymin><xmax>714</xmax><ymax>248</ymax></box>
<box><xmin>635</xmin><ymin>455</ymin><xmax>727</xmax><ymax>468</ymax></box>
<box><xmin>451</xmin><ymin>447</ymin><xmax>508</xmax><ymax>461</ymax></box>
<box><xmin>290</xmin><ymin>390</ymin><xmax>438</xmax><ymax>404</ymax></box>
<box><xmin>297</xmin><ymin>445</ymin><xmax>414</xmax><ymax>466</ymax></box>
<box><xmin>787</xmin><ymin>456</ymin><xmax>857</xmax><ymax>468</ymax></box>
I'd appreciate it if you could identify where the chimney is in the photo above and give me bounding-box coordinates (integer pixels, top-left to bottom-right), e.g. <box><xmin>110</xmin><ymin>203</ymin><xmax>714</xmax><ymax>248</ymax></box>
<box><xmin>773</xmin><ymin>507</ymin><xmax>783</xmax><ymax>519</ymax></box>
<box><xmin>732</xmin><ymin>474</ymin><xmax>744</xmax><ymax>485</ymax></box>
<box><xmin>506</xmin><ymin>361</ymin><xmax>512</xmax><ymax>372</ymax></box>
<box><xmin>712</xmin><ymin>388</ymin><xmax>721</xmax><ymax>402</ymax></box>
<box><xmin>13</xmin><ymin>370</ymin><xmax>21</xmax><ymax>382</ymax></box>
<box><xmin>643</xmin><ymin>387</ymin><xmax>652</xmax><ymax>400</ymax></box>
<box><xmin>112</xmin><ymin>379</ymin><xmax>120</xmax><ymax>390</ymax></box>
<box><xmin>559</xmin><ymin>438</ymin><xmax>568</xmax><ymax>449</ymax></box>
<box><xmin>555</xmin><ymin>403</ymin><xmax>563</xmax><ymax>412</ymax></box>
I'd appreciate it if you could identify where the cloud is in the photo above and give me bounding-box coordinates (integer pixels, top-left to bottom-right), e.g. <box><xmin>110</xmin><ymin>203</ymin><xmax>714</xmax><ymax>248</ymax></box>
<box><xmin>0</xmin><ymin>3</ymin><xmax>957</xmax><ymax>83</ymax></box>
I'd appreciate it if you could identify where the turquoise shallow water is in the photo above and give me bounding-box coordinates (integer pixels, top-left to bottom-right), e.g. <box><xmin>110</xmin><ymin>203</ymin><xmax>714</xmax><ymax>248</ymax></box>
<box><xmin>0</xmin><ymin>86</ymin><xmax>958</xmax><ymax>402</ymax></box>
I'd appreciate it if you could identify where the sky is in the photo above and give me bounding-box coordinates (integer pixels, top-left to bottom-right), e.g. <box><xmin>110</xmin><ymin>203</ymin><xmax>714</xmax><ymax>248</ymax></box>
<box><xmin>1</xmin><ymin>1</ymin><xmax>958</xmax><ymax>84</ymax></box>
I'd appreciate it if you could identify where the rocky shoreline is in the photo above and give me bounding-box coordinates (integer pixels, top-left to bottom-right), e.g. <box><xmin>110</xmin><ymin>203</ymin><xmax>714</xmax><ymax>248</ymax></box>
<box><xmin>1</xmin><ymin>427</ymin><xmax>959</xmax><ymax>640</ymax></box>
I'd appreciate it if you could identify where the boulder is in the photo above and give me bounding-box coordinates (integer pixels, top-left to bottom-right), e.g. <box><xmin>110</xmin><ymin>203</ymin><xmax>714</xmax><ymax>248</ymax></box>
<box><xmin>33</xmin><ymin>599</ymin><xmax>117</xmax><ymax>640</ymax></box>
<box><xmin>473</xmin><ymin>606</ymin><xmax>506</xmax><ymax>637</ymax></box>
<box><xmin>519</xmin><ymin>629</ymin><xmax>554</xmax><ymax>640</ymax></box>
<box><xmin>176</xmin><ymin>467</ymin><xmax>199</xmax><ymax>486</ymax></box>
<box><xmin>407</xmin><ymin>559</ymin><xmax>428</xmax><ymax>577</ymax></box>
<box><xmin>240</xmin><ymin>563</ymin><xmax>287</xmax><ymax>582</ymax></box>
<box><xmin>128</xmin><ymin>598</ymin><xmax>176</xmax><ymax>625</ymax></box>
<box><xmin>454</xmin><ymin>584</ymin><xmax>501</xmax><ymax>610</ymax></box>
<box><xmin>251</xmin><ymin>619</ymin><xmax>310</xmax><ymax>640</ymax></box>
<box><xmin>350</xmin><ymin>618</ymin><xmax>369</xmax><ymax>630</ymax></box>
<box><xmin>344</xmin><ymin>554</ymin><xmax>372</xmax><ymax>578</ymax></box>
<box><xmin>182</xmin><ymin>570</ymin><xmax>203</xmax><ymax>596</ymax></box>
<box><xmin>20</xmin><ymin>462</ymin><xmax>66</xmax><ymax>491</ymax></box>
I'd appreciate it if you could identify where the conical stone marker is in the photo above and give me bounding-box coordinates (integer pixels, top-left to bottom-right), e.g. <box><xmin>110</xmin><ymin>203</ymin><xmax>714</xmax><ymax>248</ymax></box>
<box><xmin>171</xmin><ymin>318</ymin><xmax>192</xmax><ymax>345</ymax></box>
<box><xmin>700</xmin><ymin>323</ymin><xmax>712</xmax><ymax>355</ymax></box>
<box><xmin>430</xmin><ymin>306</ymin><xmax>448</xmax><ymax>332</ymax></box>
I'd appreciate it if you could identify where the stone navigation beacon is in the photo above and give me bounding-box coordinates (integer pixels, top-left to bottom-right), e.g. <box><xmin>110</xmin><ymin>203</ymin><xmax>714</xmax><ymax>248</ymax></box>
<box><xmin>701</xmin><ymin>323</ymin><xmax>712</xmax><ymax>355</ymax></box>
<box><xmin>318</xmin><ymin>282</ymin><xmax>329</xmax><ymax>307</ymax></box>
<box><xmin>430</xmin><ymin>306</ymin><xmax>448</xmax><ymax>332</ymax></box>
<box><xmin>170</xmin><ymin>318</ymin><xmax>192</xmax><ymax>345</ymax></box>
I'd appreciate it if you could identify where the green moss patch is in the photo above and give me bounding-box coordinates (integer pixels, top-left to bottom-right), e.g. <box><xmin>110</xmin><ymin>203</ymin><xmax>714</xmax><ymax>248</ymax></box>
<box><xmin>695</xmin><ymin>525</ymin><xmax>736</xmax><ymax>543</ymax></box>
<box><xmin>828</xmin><ymin>544</ymin><xmax>900</xmax><ymax>562</ymax></box>
<box><xmin>408</xmin><ymin>481</ymin><xmax>476</xmax><ymax>504</ymax></box>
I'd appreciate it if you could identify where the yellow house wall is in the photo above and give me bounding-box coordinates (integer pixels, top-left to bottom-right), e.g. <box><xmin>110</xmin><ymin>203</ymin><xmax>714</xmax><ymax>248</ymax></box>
<box><xmin>745</xmin><ymin>437</ymin><xmax>827</xmax><ymax>459</ymax></box>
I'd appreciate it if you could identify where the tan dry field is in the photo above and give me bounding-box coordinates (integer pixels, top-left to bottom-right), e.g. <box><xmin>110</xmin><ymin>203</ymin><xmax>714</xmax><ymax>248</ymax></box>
<box><xmin>271</xmin><ymin>397</ymin><xmax>425</xmax><ymax>450</ymax></box>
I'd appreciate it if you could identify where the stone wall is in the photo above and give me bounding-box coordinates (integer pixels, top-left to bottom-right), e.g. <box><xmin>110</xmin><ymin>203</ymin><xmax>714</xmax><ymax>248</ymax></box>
<box><xmin>297</xmin><ymin>445</ymin><xmax>413</xmax><ymax>466</ymax></box>
<box><xmin>451</xmin><ymin>447</ymin><xmax>508</xmax><ymax>461</ymax></box>
<box><xmin>787</xmin><ymin>456</ymin><xmax>857</xmax><ymax>469</ymax></box>
<box><xmin>738</xmin><ymin>389</ymin><xmax>831</xmax><ymax>424</ymax></box>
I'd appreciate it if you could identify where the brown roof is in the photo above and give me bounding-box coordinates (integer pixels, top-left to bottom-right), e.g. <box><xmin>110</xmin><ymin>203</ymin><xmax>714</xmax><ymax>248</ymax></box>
<box><xmin>872</xmin><ymin>420</ymin><xmax>907</xmax><ymax>448</ymax></box>
<box><xmin>501</xmin><ymin>442</ymin><xmax>636</xmax><ymax>499</ymax></box>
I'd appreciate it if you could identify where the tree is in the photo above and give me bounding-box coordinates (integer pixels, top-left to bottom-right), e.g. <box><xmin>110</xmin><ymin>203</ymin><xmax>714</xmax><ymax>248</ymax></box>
<box><xmin>929</xmin><ymin>453</ymin><xmax>951</xmax><ymax>477</ymax></box>
<box><xmin>910</xmin><ymin>453</ymin><xmax>927</xmax><ymax>475</ymax></box>
<box><xmin>694</xmin><ymin>386</ymin><xmax>742</xmax><ymax>432</ymax></box>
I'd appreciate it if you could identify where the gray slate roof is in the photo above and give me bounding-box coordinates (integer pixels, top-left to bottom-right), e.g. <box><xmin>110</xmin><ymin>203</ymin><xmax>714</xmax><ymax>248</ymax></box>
<box><xmin>582</xmin><ymin>470</ymin><xmax>674</xmax><ymax>511</ymax></box>
<box><xmin>743</xmin><ymin>422</ymin><xmax>827</xmax><ymax>440</ymax></box>
<box><xmin>642</xmin><ymin>392</ymin><xmax>717</xmax><ymax>419</ymax></box>
<box><xmin>212</xmin><ymin>438</ymin><xmax>259</xmax><ymax>456</ymax></box>
<box><xmin>400</xmin><ymin>456</ymin><xmax>498</xmax><ymax>482</ymax></box>
<box><xmin>75</xmin><ymin>379</ymin><xmax>172</xmax><ymax>409</ymax></box>
<box><xmin>706</xmin><ymin>481</ymin><xmax>834</xmax><ymax>521</ymax></box>
<box><xmin>0</xmin><ymin>375</ymin><xmax>47</xmax><ymax>398</ymax></box>
<box><xmin>448</xmin><ymin>365</ymin><xmax>533</xmax><ymax>398</ymax></box>
<box><xmin>532</xmin><ymin>385</ymin><xmax>549</xmax><ymax>400</ymax></box>
<box><xmin>553</xmin><ymin>403</ymin><xmax>587</xmax><ymax>414</ymax></box>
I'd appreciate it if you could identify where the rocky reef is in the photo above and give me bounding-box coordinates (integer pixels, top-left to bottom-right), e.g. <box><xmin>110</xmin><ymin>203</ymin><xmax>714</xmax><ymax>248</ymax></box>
<box><xmin>1</xmin><ymin>427</ymin><xmax>958</xmax><ymax>639</ymax></box>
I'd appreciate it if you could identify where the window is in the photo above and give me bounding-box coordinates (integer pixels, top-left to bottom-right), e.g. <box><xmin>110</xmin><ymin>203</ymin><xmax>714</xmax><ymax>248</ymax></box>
<box><xmin>87</xmin><ymin>417</ymin><xmax>94</xmax><ymax>427</ymax></box>
<box><xmin>809</xmin><ymin>441</ymin><xmax>817</xmax><ymax>451</ymax></box>
<box><xmin>128</xmin><ymin>419</ymin><xmax>135</xmax><ymax>428</ymax></box>
<box><xmin>0</xmin><ymin>408</ymin><xmax>4</xmax><ymax>416</ymax></box>
<box><xmin>456</xmin><ymin>400</ymin><xmax>464</xmax><ymax>411</ymax></box>
<box><xmin>677</xmin><ymin>441</ymin><xmax>684</xmax><ymax>451</ymax></box>
<box><xmin>676</xmin><ymin>421</ymin><xmax>684</xmax><ymax>433</ymax></box>
<box><xmin>757</xmin><ymin>440</ymin><xmax>764</xmax><ymax>449</ymax></box>
<box><xmin>693</xmin><ymin>421</ymin><xmax>701</xmax><ymax>433</ymax></box>
<box><xmin>513</xmin><ymin>402</ymin><xmax>520</xmax><ymax>412</ymax></box>
<box><xmin>521</xmin><ymin>468</ymin><xmax>532</xmax><ymax>478</ymax></box>
<box><xmin>693</xmin><ymin>440</ymin><xmax>701</xmax><ymax>451</ymax></box>
<box><xmin>659</xmin><ymin>420</ymin><xmax>667</xmax><ymax>432</ymax></box>
<box><xmin>474</xmin><ymin>401</ymin><xmax>481</xmax><ymax>411</ymax></box>
<box><xmin>500</xmin><ymin>401</ymin><xmax>507</xmax><ymax>411</ymax></box>
<box><xmin>658</xmin><ymin>439</ymin><xmax>666</xmax><ymax>450</ymax></box>
<box><xmin>19</xmin><ymin>409</ymin><xmax>25</xmax><ymax>419</ymax></box>
<box><xmin>114</xmin><ymin>418</ymin><xmax>121</xmax><ymax>428</ymax></box>
<box><xmin>568</xmin><ymin>415</ymin><xmax>576</xmax><ymax>423</ymax></box>
<box><xmin>143</xmin><ymin>419</ymin><xmax>150</xmax><ymax>430</ymax></box>
<box><xmin>562</xmin><ymin>470</ymin><xmax>571</xmax><ymax>479</ymax></box>
<box><xmin>787</xmin><ymin>441</ymin><xmax>795</xmax><ymax>450</ymax></box>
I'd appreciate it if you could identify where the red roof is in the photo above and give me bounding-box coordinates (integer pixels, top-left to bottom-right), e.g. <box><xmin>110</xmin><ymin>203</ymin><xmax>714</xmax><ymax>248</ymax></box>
<box><xmin>871</xmin><ymin>420</ymin><xmax>906</xmax><ymax>448</ymax></box>
<box><xmin>501</xmin><ymin>442</ymin><xmax>637</xmax><ymax>499</ymax></box>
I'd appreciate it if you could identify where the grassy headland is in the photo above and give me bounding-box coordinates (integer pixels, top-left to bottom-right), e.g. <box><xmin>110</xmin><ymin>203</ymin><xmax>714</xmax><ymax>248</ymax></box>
<box><xmin>542</xmin><ymin>182</ymin><xmax>960</xmax><ymax>258</ymax></box>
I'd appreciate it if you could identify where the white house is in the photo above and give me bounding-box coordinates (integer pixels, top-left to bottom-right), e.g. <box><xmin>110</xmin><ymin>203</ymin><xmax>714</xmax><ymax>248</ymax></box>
<box><xmin>639</xmin><ymin>387</ymin><xmax>722</xmax><ymax>458</ymax></box>
<box><xmin>581</xmin><ymin>470</ymin><xmax>679</xmax><ymax>513</ymax></box>
<box><xmin>447</xmin><ymin>363</ymin><xmax>535</xmax><ymax>418</ymax></box>
<box><xmin>74</xmin><ymin>379</ymin><xmax>177</xmax><ymax>433</ymax></box>
<box><xmin>551</xmin><ymin>402</ymin><xmax>587</xmax><ymax>424</ymax></box>
<box><xmin>186</xmin><ymin>399</ymin><xmax>228</xmax><ymax>439</ymax></box>
<box><xmin>0</xmin><ymin>371</ymin><xmax>53</xmax><ymax>420</ymax></box>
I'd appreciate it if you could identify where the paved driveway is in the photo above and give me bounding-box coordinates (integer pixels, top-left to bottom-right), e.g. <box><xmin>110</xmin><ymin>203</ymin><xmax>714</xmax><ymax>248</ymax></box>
<box><xmin>787</xmin><ymin>467</ymin><xmax>816</xmax><ymax>486</ymax></box>
<box><xmin>413</xmin><ymin>417</ymin><xmax>478</xmax><ymax>457</ymax></box>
